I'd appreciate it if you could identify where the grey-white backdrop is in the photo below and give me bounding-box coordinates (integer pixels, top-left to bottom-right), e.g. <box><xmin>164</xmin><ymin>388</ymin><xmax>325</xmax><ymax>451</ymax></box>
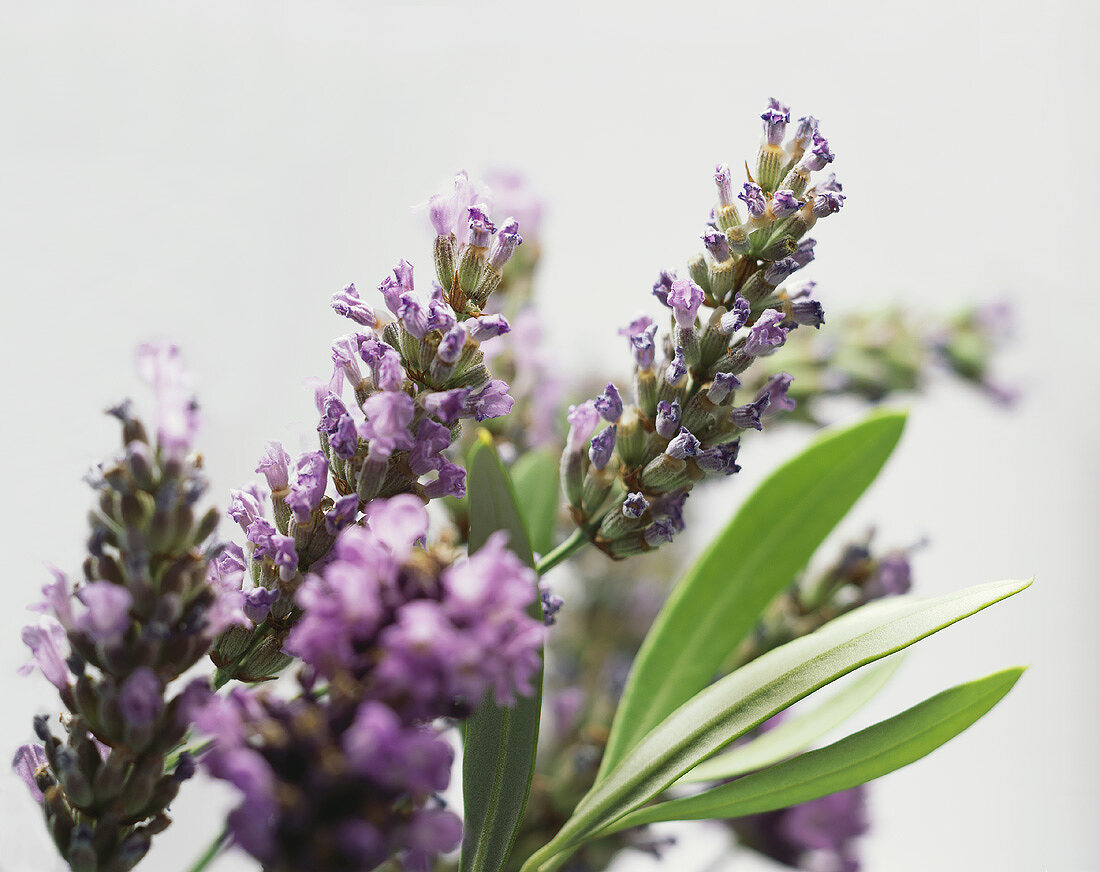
<box><xmin>1</xmin><ymin>2</ymin><xmax>1096</xmax><ymax>870</ymax></box>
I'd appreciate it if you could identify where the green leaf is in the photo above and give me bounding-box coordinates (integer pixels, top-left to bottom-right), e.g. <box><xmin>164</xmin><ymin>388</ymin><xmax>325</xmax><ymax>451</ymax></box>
<box><xmin>462</xmin><ymin>435</ymin><xmax>543</xmax><ymax>872</ymax></box>
<box><xmin>678</xmin><ymin>656</ymin><xmax>903</xmax><ymax>784</ymax></box>
<box><xmin>599</xmin><ymin>409</ymin><xmax>907</xmax><ymax>782</ymax></box>
<box><xmin>518</xmin><ymin>578</ymin><xmax>1030</xmax><ymax>871</ymax></box>
<box><xmin>510</xmin><ymin>449</ymin><xmax>561</xmax><ymax>557</ymax></box>
<box><xmin>602</xmin><ymin>666</ymin><xmax>1025</xmax><ymax>832</ymax></box>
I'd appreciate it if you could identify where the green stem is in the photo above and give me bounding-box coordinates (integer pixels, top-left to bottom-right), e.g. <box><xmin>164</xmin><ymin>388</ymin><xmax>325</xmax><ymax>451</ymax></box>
<box><xmin>212</xmin><ymin>625</ymin><xmax>267</xmax><ymax>689</ymax></box>
<box><xmin>185</xmin><ymin>828</ymin><xmax>229</xmax><ymax>872</ymax></box>
<box><xmin>534</xmin><ymin>528</ymin><xmax>589</xmax><ymax>576</ymax></box>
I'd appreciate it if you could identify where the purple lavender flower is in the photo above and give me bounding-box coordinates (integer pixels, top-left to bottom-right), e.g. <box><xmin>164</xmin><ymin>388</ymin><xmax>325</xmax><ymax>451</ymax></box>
<box><xmin>378</xmin><ymin>259</ymin><xmax>416</xmax><ymax>314</ymax></box>
<box><xmin>73</xmin><ymin>582</ymin><xmax>132</xmax><ymax>644</ymax></box>
<box><xmin>359</xmin><ymin>336</ymin><xmax>405</xmax><ymax>391</ymax></box>
<box><xmin>791</xmin><ymin>299</ymin><xmax>826</xmax><ymax>328</ymax></box>
<box><xmin>595</xmin><ymin>383</ymin><xmax>624</xmax><ymax>422</ymax></box>
<box><xmin>818</xmin><ymin>172</ymin><xmax>843</xmax><ymax>193</ymax></box>
<box><xmin>665</xmin><ymin>426</ymin><xmax>701</xmax><ymax>459</ymax></box>
<box><xmin>119</xmin><ymin>668</ymin><xmax>163</xmax><ymax>726</ymax></box>
<box><xmin>254</xmin><ymin>442</ymin><xmax>292</xmax><ymax>492</ymax></box>
<box><xmin>758</xmin><ymin>372</ymin><xmax>797</xmax><ymax>416</ymax></box>
<box><xmin>331</xmin><ymin>283</ymin><xmax>378</xmax><ymax>327</ymax></box>
<box><xmin>652</xmin><ymin>271</ymin><xmax>676</xmax><ymax>306</ymax></box>
<box><xmin>702</xmin><ymin>228</ymin><xmax>731</xmax><ymax>263</ymax></box>
<box><xmin>421</xmin><ymin>388</ymin><xmax>471</xmax><ymax>425</ymax></box>
<box><xmin>644</xmin><ymin>519</ymin><xmax>675</xmax><ymax>546</ymax></box>
<box><xmin>242</xmin><ymin>586</ymin><xmax>281</xmax><ymax>624</ymax></box>
<box><xmin>622</xmin><ymin>492</ymin><xmax>650</xmax><ymax>519</ymax></box>
<box><xmin>865</xmin><ymin>553</ymin><xmax>913</xmax><ymax>599</ymax></box>
<box><xmin>665</xmin><ymin>346</ymin><xmax>688</xmax><ymax>385</ymax></box>
<box><xmin>19</xmin><ymin>618</ymin><xmax>69</xmax><ymax>689</ymax></box>
<box><xmin>813</xmin><ymin>190</ymin><xmax>846</xmax><ymax>217</ymax></box>
<box><xmin>764</xmin><ymin>257</ymin><xmax>800</xmax><ymax>286</ymax></box>
<box><xmin>715</xmin><ymin>163</ymin><xmax>735</xmax><ymax>208</ymax></box>
<box><xmin>696</xmin><ymin>440</ymin><xmax>742</xmax><ymax>475</ymax></box>
<box><xmin>466</xmin><ymin>378</ymin><xmax>515</xmax><ymax>422</ymax></box>
<box><xmin>468</xmin><ymin>314</ymin><xmax>512</xmax><ymax>342</ymax></box>
<box><xmin>762</xmin><ymin>98</ymin><xmax>791</xmax><ymax>146</ymax></box>
<box><xmin>744</xmin><ymin>309</ymin><xmax>790</xmax><ymax>356</ymax></box>
<box><xmin>589</xmin><ymin>426</ymin><xmax>617</xmax><ymax>470</ymax></box>
<box><xmin>540</xmin><ymin>587</ymin><xmax>565</xmax><ymax>626</ymax></box>
<box><xmin>425</xmin><ymin>462</ymin><xmax>466</xmax><ymax>499</ymax></box>
<box><xmin>707</xmin><ymin>371</ymin><xmax>741</xmax><ymax>404</ymax></box>
<box><xmin>772</xmin><ymin>189</ymin><xmax>805</xmax><ymax>218</ymax></box>
<box><xmin>619</xmin><ymin>313</ymin><xmax>655</xmax><ymax>339</ymax></box>
<box><xmin>738</xmin><ymin>182</ymin><xmax>767</xmax><ymax>219</ymax></box>
<box><xmin>720</xmin><ymin>293</ymin><xmax>751</xmax><ymax>334</ymax></box>
<box><xmin>792</xmin><ymin>115</ymin><xmax>819</xmax><ymax>149</ymax></box>
<box><xmin>655</xmin><ymin>400</ymin><xmax>681</xmax><ymax>439</ymax></box>
<box><xmin>12</xmin><ymin>744</ymin><xmax>48</xmax><ymax>802</ymax></box>
<box><xmin>330</xmin><ymin>414</ymin><xmax>359</xmax><ymax>459</ymax></box>
<box><xmin>134</xmin><ymin>341</ymin><xmax>200</xmax><ymax>458</ymax></box>
<box><xmin>488</xmin><ymin>217</ymin><xmax>523</xmax><ymax>270</ymax></box>
<box><xmin>285</xmin><ymin>451</ymin><xmax>329</xmax><ymax>524</ymax></box>
<box><xmin>792</xmin><ymin>237</ymin><xmax>817</xmax><ymax>268</ymax></box>
<box><xmin>566</xmin><ymin>401</ymin><xmax>600</xmax><ymax>453</ymax></box>
<box><xmin>732</xmin><ymin>394</ymin><xmax>771</xmax><ymax>430</ymax></box>
<box><xmin>398</xmin><ymin>293</ymin><xmax>430</xmax><ymax>339</ymax></box>
<box><xmin>467</xmin><ymin>204</ymin><xmax>496</xmax><ymax>248</ymax></box>
<box><xmin>437</xmin><ymin>325</ymin><xmax>468</xmax><ymax>365</ymax></box>
<box><xmin>358</xmin><ymin>391</ymin><xmax>416</xmax><ymax>457</ymax></box>
<box><xmin>799</xmin><ymin>133</ymin><xmax>836</xmax><ymax>172</ymax></box>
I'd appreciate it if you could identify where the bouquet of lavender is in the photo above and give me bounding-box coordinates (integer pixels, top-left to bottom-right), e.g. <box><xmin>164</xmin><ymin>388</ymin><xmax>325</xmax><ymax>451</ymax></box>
<box><xmin>15</xmin><ymin>100</ymin><xmax>1027</xmax><ymax>872</ymax></box>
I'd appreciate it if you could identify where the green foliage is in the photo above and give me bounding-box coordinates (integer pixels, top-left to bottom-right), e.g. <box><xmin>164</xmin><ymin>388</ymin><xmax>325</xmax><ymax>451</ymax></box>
<box><xmin>600</xmin><ymin>409</ymin><xmax>908</xmax><ymax>780</ymax></box>
<box><xmin>509</xmin><ymin>449</ymin><xmax>561</xmax><ymax>557</ymax></box>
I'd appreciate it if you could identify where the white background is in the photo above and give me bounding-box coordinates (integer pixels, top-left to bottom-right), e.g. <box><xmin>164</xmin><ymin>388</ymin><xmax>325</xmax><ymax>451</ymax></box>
<box><xmin>1</xmin><ymin>2</ymin><xmax>1097</xmax><ymax>870</ymax></box>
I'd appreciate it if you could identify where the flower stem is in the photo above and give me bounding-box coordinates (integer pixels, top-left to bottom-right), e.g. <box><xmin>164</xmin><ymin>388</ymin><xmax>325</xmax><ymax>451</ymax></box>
<box><xmin>535</xmin><ymin>528</ymin><xmax>589</xmax><ymax>575</ymax></box>
<box><xmin>185</xmin><ymin>828</ymin><xmax>229</xmax><ymax>872</ymax></box>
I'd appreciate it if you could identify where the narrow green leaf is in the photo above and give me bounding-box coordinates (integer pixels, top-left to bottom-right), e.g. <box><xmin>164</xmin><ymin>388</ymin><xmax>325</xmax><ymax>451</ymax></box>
<box><xmin>510</xmin><ymin>449</ymin><xmax>561</xmax><ymax>557</ymax></box>
<box><xmin>519</xmin><ymin>578</ymin><xmax>1030</xmax><ymax>871</ymax></box>
<box><xmin>462</xmin><ymin>436</ymin><xmax>543</xmax><ymax>872</ymax></box>
<box><xmin>603</xmin><ymin>666</ymin><xmax>1025</xmax><ymax>832</ymax></box>
<box><xmin>599</xmin><ymin>409</ymin><xmax>908</xmax><ymax>781</ymax></box>
<box><xmin>678</xmin><ymin>656</ymin><xmax>903</xmax><ymax>784</ymax></box>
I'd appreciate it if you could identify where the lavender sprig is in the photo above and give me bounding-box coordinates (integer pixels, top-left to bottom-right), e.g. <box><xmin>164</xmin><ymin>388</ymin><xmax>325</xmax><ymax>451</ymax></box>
<box><xmin>13</xmin><ymin>343</ymin><xmax>242</xmax><ymax>872</ymax></box>
<box><xmin>563</xmin><ymin>100</ymin><xmax>841</xmax><ymax>559</ymax></box>
<box><xmin>190</xmin><ymin>496</ymin><xmax>544</xmax><ymax>872</ymax></box>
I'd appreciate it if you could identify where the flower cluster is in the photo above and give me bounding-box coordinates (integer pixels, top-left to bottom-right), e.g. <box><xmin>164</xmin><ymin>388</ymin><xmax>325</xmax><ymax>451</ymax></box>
<box><xmin>191</xmin><ymin>496</ymin><xmax>544</xmax><ymax>872</ymax></box>
<box><xmin>562</xmin><ymin>100</ymin><xmax>843</xmax><ymax>558</ymax></box>
<box><xmin>211</xmin><ymin>185</ymin><xmax>524</xmax><ymax>685</ymax></box>
<box><xmin>13</xmin><ymin>344</ymin><xmax>240</xmax><ymax>872</ymax></box>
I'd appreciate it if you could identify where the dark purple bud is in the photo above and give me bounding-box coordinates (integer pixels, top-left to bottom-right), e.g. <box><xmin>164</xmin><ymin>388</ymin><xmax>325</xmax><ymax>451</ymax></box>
<box><xmin>595</xmin><ymin>383</ymin><xmax>624</xmax><ymax>422</ymax></box>
<box><xmin>738</xmin><ymin>182</ymin><xmax>767</xmax><ymax>219</ymax></box>
<box><xmin>437</xmin><ymin>325</ymin><xmax>468</xmax><ymax>364</ymax></box>
<box><xmin>173</xmin><ymin>752</ymin><xmax>197</xmax><ymax>783</ymax></box>
<box><xmin>765</xmin><ymin>257</ymin><xmax>801</xmax><ymax>286</ymax></box>
<box><xmin>317</xmin><ymin>394</ymin><xmax>349</xmax><ymax>434</ymax></box>
<box><xmin>719</xmin><ymin>294</ymin><xmax>751</xmax><ymax>334</ymax></box>
<box><xmin>120</xmin><ymin>667</ymin><xmax>163</xmax><ymax>727</ymax></box>
<box><xmin>589</xmin><ymin>426</ymin><xmax>617</xmax><ymax>470</ymax></box>
<box><xmin>468</xmin><ymin>314</ymin><xmax>511</xmax><ymax>342</ymax></box>
<box><xmin>757</xmin><ymin>372</ymin><xmax>796</xmax><ymax>415</ymax></box>
<box><xmin>325</xmin><ymin>494</ymin><xmax>359</xmax><ymax>536</ymax></box>
<box><xmin>652</xmin><ymin>271</ymin><xmax>676</xmax><ymax>307</ymax></box>
<box><xmin>707</xmin><ymin>371</ymin><xmax>741</xmax><ymax>404</ymax></box>
<box><xmin>714</xmin><ymin>163</ymin><xmax>735</xmax><ymax>208</ymax></box>
<box><xmin>655</xmin><ymin>400</ymin><xmax>681</xmax><ymax>438</ymax></box>
<box><xmin>488</xmin><ymin>218</ymin><xmax>522</xmax><ymax>270</ymax></box>
<box><xmin>540</xmin><ymin>587</ymin><xmax>564</xmax><ymax>626</ymax></box>
<box><xmin>743</xmin><ymin>309</ymin><xmax>789</xmax><ymax>356</ymax></box>
<box><xmin>254</xmin><ymin>442</ymin><xmax>292</xmax><ymax>492</ymax></box>
<box><xmin>701</xmin><ymin>228</ymin><xmax>730</xmax><ymax>263</ymax></box>
<box><xmin>761</xmin><ymin>99</ymin><xmax>790</xmax><ymax>146</ymax></box>
<box><xmin>623</xmin><ymin>492</ymin><xmax>650</xmax><ymax>519</ymax></box>
<box><xmin>790</xmin><ymin>299</ymin><xmax>825</xmax><ymax>328</ymax></box>
<box><xmin>331</xmin><ymin>283</ymin><xmax>377</xmax><ymax>327</ymax></box>
<box><xmin>644</xmin><ymin>519</ymin><xmax>675</xmax><ymax>546</ymax></box>
<box><xmin>771</xmin><ymin>189</ymin><xmax>805</xmax><ymax>218</ymax></box>
<box><xmin>243</xmin><ymin>587</ymin><xmax>280</xmax><ymax>624</ymax></box>
<box><xmin>665</xmin><ymin>426</ymin><xmax>700</xmax><ymax>459</ymax></box>
<box><xmin>812</xmin><ymin>190</ymin><xmax>846</xmax><ymax>217</ymax></box>
<box><xmin>731</xmin><ymin>394</ymin><xmax>770</xmax><ymax>430</ymax></box>
<box><xmin>665</xmin><ymin>346</ymin><xmax>688</xmax><ymax>385</ymax></box>
<box><xmin>696</xmin><ymin>439</ymin><xmax>742</xmax><ymax>475</ymax></box>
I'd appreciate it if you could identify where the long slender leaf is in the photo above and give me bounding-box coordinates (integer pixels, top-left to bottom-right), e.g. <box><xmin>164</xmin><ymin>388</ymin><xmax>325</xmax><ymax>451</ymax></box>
<box><xmin>509</xmin><ymin>449</ymin><xmax>561</xmax><ymax>557</ymax></box>
<box><xmin>599</xmin><ymin>410</ymin><xmax>908</xmax><ymax>781</ymax></box>
<box><xmin>462</xmin><ymin>436</ymin><xmax>543</xmax><ymax>872</ymax></box>
<box><xmin>678</xmin><ymin>656</ymin><xmax>903</xmax><ymax>784</ymax></box>
<box><xmin>602</xmin><ymin>666</ymin><xmax>1025</xmax><ymax>832</ymax></box>
<box><xmin>519</xmin><ymin>578</ymin><xmax>1030</xmax><ymax>872</ymax></box>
